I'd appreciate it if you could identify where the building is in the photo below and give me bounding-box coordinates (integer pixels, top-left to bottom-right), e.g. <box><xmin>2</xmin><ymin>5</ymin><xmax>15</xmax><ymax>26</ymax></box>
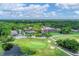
<box><xmin>41</xmin><ymin>26</ymin><xmax>57</xmax><ymax>33</ymax></box>
<box><xmin>71</xmin><ymin>29</ymin><xmax>79</xmax><ymax>32</ymax></box>
<box><xmin>11</xmin><ymin>30</ymin><xmax>18</xmax><ymax>36</ymax></box>
<box><xmin>23</xmin><ymin>27</ymin><xmax>36</xmax><ymax>34</ymax></box>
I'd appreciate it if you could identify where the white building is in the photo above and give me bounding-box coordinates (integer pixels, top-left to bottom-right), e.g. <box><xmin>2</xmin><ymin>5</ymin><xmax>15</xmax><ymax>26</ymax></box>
<box><xmin>71</xmin><ymin>29</ymin><xmax>79</xmax><ymax>32</ymax></box>
<box><xmin>11</xmin><ymin>30</ymin><xmax>18</xmax><ymax>36</ymax></box>
<box><xmin>41</xmin><ymin>26</ymin><xmax>56</xmax><ymax>33</ymax></box>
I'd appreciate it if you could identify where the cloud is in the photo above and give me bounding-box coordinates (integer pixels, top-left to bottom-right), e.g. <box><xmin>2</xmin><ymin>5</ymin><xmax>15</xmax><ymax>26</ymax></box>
<box><xmin>55</xmin><ymin>3</ymin><xmax>70</xmax><ymax>9</ymax></box>
<box><xmin>0</xmin><ymin>3</ymin><xmax>25</xmax><ymax>10</ymax></box>
<box><xmin>55</xmin><ymin>3</ymin><xmax>79</xmax><ymax>18</ymax></box>
<box><xmin>0</xmin><ymin>3</ymin><xmax>51</xmax><ymax>18</ymax></box>
<box><xmin>0</xmin><ymin>11</ymin><xmax>4</xmax><ymax>15</ymax></box>
<box><xmin>0</xmin><ymin>3</ymin><xmax>79</xmax><ymax>19</ymax></box>
<box><xmin>55</xmin><ymin>3</ymin><xmax>79</xmax><ymax>10</ymax></box>
<box><xmin>74</xmin><ymin>11</ymin><xmax>79</xmax><ymax>15</ymax></box>
<box><xmin>14</xmin><ymin>4</ymin><xmax>49</xmax><ymax>12</ymax></box>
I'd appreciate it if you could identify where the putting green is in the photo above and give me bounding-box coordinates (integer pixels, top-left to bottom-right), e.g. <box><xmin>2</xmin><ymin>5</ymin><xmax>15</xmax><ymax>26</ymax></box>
<box><xmin>14</xmin><ymin>39</ymin><xmax>48</xmax><ymax>49</ymax></box>
<box><xmin>26</xmin><ymin>41</ymin><xmax>47</xmax><ymax>49</ymax></box>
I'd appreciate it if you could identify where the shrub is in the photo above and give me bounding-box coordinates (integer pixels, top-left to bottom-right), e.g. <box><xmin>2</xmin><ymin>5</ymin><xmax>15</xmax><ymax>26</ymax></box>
<box><xmin>21</xmin><ymin>47</ymin><xmax>36</xmax><ymax>55</ymax></box>
<box><xmin>56</xmin><ymin>39</ymin><xmax>79</xmax><ymax>52</ymax></box>
<box><xmin>2</xmin><ymin>43</ymin><xmax>13</xmax><ymax>51</ymax></box>
<box><xmin>0</xmin><ymin>36</ymin><xmax>15</xmax><ymax>51</ymax></box>
<box><xmin>34</xmin><ymin>33</ymin><xmax>42</xmax><ymax>37</ymax></box>
<box><xmin>25</xmin><ymin>48</ymin><xmax>36</xmax><ymax>55</ymax></box>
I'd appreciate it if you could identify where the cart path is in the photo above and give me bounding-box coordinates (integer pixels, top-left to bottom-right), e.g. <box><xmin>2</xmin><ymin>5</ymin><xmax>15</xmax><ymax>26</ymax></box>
<box><xmin>49</xmin><ymin>37</ymin><xmax>73</xmax><ymax>56</ymax></box>
<box><xmin>57</xmin><ymin>47</ymin><xmax>72</xmax><ymax>56</ymax></box>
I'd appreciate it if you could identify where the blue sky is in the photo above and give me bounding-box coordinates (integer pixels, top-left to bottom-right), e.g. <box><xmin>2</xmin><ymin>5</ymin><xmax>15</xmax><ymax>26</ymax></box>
<box><xmin>0</xmin><ymin>3</ymin><xmax>79</xmax><ymax>19</ymax></box>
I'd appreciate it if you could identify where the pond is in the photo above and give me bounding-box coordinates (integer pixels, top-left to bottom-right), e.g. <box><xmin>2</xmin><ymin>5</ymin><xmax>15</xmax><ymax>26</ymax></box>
<box><xmin>3</xmin><ymin>45</ymin><xmax>23</xmax><ymax>56</ymax></box>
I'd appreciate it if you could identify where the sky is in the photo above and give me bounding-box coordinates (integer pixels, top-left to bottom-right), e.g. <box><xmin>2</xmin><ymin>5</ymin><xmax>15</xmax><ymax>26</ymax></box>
<box><xmin>0</xmin><ymin>3</ymin><xmax>79</xmax><ymax>19</ymax></box>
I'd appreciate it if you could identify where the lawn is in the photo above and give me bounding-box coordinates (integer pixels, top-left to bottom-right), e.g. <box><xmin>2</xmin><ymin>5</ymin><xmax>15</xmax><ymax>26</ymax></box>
<box><xmin>13</xmin><ymin>38</ymin><xmax>69</xmax><ymax>56</ymax></box>
<box><xmin>48</xmin><ymin>32</ymin><xmax>60</xmax><ymax>35</ymax></box>
<box><xmin>52</xmin><ymin>34</ymin><xmax>79</xmax><ymax>42</ymax></box>
<box><xmin>49</xmin><ymin>32</ymin><xmax>79</xmax><ymax>42</ymax></box>
<box><xmin>14</xmin><ymin>39</ymin><xmax>48</xmax><ymax>49</ymax></box>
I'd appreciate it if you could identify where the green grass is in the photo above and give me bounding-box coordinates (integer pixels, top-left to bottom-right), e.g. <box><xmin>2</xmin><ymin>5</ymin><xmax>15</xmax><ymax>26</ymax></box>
<box><xmin>33</xmin><ymin>46</ymin><xmax>69</xmax><ymax>56</ymax></box>
<box><xmin>48</xmin><ymin>32</ymin><xmax>60</xmax><ymax>35</ymax></box>
<box><xmin>13</xmin><ymin>38</ymin><xmax>69</xmax><ymax>56</ymax></box>
<box><xmin>14</xmin><ymin>39</ymin><xmax>48</xmax><ymax>49</ymax></box>
<box><xmin>52</xmin><ymin>34</ymin><xmax>79</xmax><ymax>42</ymax></box>
<box><xmin>49</xmin><ymin>32</ymin><xmax>79</xmax><ymax>42</ymax></box>
<box><xmin>0</xmin><ymin>44</ymin><xmax>4</xmax><ymax>55</ymax></box>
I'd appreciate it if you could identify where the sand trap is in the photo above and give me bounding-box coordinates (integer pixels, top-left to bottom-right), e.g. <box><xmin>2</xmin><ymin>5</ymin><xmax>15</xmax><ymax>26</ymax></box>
<box><xmin>50</xmin><ymin>46</ymin><xmax>55</xmax><ymax>49</ymax></box>
<box><xmin>48</xmin><ymin>40</ymin><xmax>51</xmax><ymax>43</ymax></box>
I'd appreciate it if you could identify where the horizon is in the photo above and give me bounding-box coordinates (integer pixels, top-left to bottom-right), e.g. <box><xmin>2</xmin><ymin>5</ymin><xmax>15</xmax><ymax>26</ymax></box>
<box><xmin>0</xmin><ymin>19</ymin><xmax>79</xmax><ymax>21</ymax></box>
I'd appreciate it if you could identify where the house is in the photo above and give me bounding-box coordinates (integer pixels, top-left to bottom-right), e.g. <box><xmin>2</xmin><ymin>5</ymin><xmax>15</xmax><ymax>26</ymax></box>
<box><xmin>25</xmin><ymin>30</ymin><xmax>36</xmax><ymax>34</ymax></box>
<box><xmin>11</xmin><ymin>30</ymin><xmax>18</xmax><ymax>36</ymax></box>
<box><xmin>71</xmin><ymin>29</ymin><xmax>79</xmax><ymax>32</ymax></box>
<box><xmin>41</xmin><ymin>26</ymin><xmax>57</xmax><ymax>33</ymax></box>
<box><xmin>23</xmin><ymin>27</ymin><xmax>36</xmax><ymax>34</ymax></box>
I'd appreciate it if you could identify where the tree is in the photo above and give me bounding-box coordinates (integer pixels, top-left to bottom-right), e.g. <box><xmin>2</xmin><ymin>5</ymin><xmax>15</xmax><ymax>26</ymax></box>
<box><xmin>0</xmin><ymin>28</ymin><xmax>3</xmax><ymax>36</ymax></box>
<box><xmin>60</xmin><ymin>26</ymin><xmax>71</xmax><ymax>34</ymax></box>
<box><xmin>2</xmin><ymin>36</ymin><xmax>14</xmax><ymax>43</ymax></box>
<box><xmin>0</xmin><ymin>27</ymin><xmax>11</xmax><ymax>36</ymax></box>
<box><xmin>0</xmin><ymin>36</ymin><xmax>15</xmax><ymax>51</ymax></box>
<box><xmin>43</xmin><ymin>32</ymin><xmax>52</xmax><ymax>38</ymax></box>
<box><xmin>56</xmin><ymin>39</ymin><xmax>79</xmax><ymax>52</ymax></box>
